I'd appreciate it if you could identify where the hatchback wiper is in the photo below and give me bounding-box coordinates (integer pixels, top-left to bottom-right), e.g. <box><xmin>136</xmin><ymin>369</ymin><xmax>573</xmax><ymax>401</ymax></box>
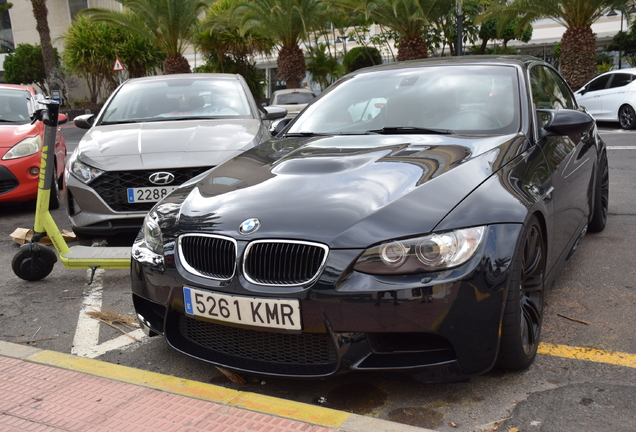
<box><xmin>100</xmin><ymin>119</ymin><xmax>146</xmax><ymax>125</ymax></box>
<box><xmin>366</xmin><ymin>126</ymin><xmax>452</xmax><ymax>135</ymax></box>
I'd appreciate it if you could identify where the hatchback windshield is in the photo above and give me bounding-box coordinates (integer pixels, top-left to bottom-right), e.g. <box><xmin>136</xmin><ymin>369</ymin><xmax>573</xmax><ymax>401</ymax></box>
<box><xmin>99</xmin><ymin>77</ymin><xmax>254</xmax><ymax>124</ymax></box>
<box><xmin>288</xmin><ymin>65</ymin><xmax>520</xmax><ymax>135</ymax></box>
<box><xmin>0</xmin><ymin>90</ymin><xmax>33</xmax><ymax>124</ymax></box>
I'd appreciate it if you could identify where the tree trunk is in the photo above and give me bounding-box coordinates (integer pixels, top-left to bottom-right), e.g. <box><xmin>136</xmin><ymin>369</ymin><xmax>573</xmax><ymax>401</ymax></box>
<box><xmin>397</xmin><ymin>35</ymin><xmax>428</xmax><ymax>61</ymax></box>
<box><xmin>277</xmin><ymin>45</ymin><xmax>306</xmax><ymax>89</ymax></box>
<box><xmin>560</xmin><ymin>25</ymin><xmax>597</xmax><ymax>90</ymax></box>
<box><xmin>479</xmin><ymin>38</ymin><xmax>489</xmax><ymax>55</ymax></box>
<box><xmin>164</xmin><ymin>54</ymin><xmax>192</xmax><ymax>74</ymax></box>
<box><xmin>30</xmin><ymin>0</ymin><xmax>57</xmax><ymax>92</ymax></box>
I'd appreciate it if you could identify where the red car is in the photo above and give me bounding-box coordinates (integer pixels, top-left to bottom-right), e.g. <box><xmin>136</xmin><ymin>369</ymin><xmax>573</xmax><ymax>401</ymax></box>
<box><xmin>0</xmin><ymin>85</ymin><xmax>67</xmax><ymax>208</ymax></box>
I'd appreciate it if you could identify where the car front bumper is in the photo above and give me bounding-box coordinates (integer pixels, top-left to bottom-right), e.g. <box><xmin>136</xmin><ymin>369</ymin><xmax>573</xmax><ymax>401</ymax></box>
<box><xmin>131</xmin><ymin>224</ymin><xmax>522</xmax><ymax>380</ymax></box>
<box><xmin>0</xmin><ymin>154</ymin><xmax>42</xmax><ymax>203</ymax></box>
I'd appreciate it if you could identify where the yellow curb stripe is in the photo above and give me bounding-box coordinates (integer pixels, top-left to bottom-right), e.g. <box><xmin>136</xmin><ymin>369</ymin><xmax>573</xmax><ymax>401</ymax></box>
<box><xmin>27</xmin><ymin>350</ymin><xmax>350</xmax><ymax>428</ymax></box>
<box><xmin>538</xmin><ymin>342</ymin><xmax>636</xmax><ymax>368</ymax></box>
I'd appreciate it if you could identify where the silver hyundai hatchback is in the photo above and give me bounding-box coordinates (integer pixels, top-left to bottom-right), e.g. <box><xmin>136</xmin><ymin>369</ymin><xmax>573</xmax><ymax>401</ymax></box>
<box><xmin>66</xmin><ymin>74</ymin><xmax>285</xmax><ymax>236</ymax></box>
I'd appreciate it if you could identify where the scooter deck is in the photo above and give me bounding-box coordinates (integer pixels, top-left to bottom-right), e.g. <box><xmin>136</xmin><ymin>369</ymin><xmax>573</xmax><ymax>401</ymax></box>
<box><xmin>62</xmin><ymin>246</ymin><xmax>131</xmax><ymax>260</ymax></box>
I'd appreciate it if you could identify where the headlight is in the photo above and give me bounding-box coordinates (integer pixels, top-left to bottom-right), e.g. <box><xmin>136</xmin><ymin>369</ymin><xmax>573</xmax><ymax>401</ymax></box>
<box><xmin>69</xmin><ymin>153</ymin><xmax>104</xmax><ymax>183</ymax></box>
<box><xmin>133</xmin><ymin>212</ymin><xmax>165</xmax><ymax>269</ymax></box>
<box><xmin>142</xmin><ymin>212</ymin><xmax>164</xmax><ymax>255</ymax></box>
<box><xmin>354</xmin><ymin>226</ymin><xmax>486</xmax><ymax>274</ymax></box>
<box><xmin>2</xmin><ymin>135</ymin><xmax>42</xmax><ymax>160</ymax></box>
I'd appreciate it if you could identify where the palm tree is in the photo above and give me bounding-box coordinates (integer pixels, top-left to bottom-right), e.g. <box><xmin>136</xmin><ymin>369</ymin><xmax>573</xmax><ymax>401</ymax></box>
<box><xmin>82</xmin><ymin>0</ymin><xmax>210</xmax><ymax>74</ymax></box>
<box><xmin>230</xmin><ymin>0</ymin><xmax>324</xmax><ymax>88</ymax></box>
<box><xmin>332</xmin><ymin>0</ymin><xmax>445</xmax><ymax>61</ymax></box>
<box><xmin>479</xmin><ymin>0</ymin><xmax>631</xmax><ymax>90</ymax></box>
<box><xmin>200</xmin><ymin>0</ymin><xmax>274</xmax><ymax>70</ymax></box>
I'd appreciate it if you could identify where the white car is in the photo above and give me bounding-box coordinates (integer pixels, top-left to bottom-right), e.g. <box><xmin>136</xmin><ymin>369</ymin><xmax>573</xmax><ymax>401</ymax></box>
<box><xmin>574</xmin><ymin>68</ymin><xmax>636</xmax><ymax>129</ymax></box>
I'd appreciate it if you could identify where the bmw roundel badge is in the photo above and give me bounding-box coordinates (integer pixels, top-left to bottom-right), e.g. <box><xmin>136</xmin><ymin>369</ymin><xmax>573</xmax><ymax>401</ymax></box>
<box><xmin>239</xmin><ymin>218</ymin><xmax>260</xmax><ymax>235</ymax></box>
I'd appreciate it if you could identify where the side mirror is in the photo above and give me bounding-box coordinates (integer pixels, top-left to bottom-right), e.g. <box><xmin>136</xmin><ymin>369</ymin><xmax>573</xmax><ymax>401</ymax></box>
<box><xmin>271</xmin><ymin>117</ymin><xmax>293</xmax><ymax>136</ymax></box>
<box><xmin>58</xmin><ymin>113</ymin><xmax>69</xmax><ymax>125</ymax></box>
<box><xmin>74</xmin><ymin>114</ymin><xmax>95</xmax><ymax>130</ymax></box>
<box><xmin>537</xmin><ymin>109</ymin><xmax>594</xmax><ymax>138</ymax></box>
<box><xmin>262</xmin><ymin>106</ymin><xmax>287</xmax><ymax>121</ymax></box>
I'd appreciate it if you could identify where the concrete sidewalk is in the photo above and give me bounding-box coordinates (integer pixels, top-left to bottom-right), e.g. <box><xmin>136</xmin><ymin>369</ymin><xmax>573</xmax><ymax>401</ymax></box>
<box><xmin>0</xmin><ymin>341</ymin><xmax>433</xmax><ymax>432</ymax></box>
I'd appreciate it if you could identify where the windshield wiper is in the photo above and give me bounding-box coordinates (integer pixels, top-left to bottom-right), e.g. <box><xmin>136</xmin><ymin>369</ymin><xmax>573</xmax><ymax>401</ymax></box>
<box><xmin>283</xmin><ymin>132</ymin><xmax>331</xmax><ymax>137</ymax></box>
<box><xmin>366</xmin><ymin>126</ymin><xmax>453</xmax><ymax>135</ymax></box>
<box><xmin>100</xmin><ymin>119</ymin><xmax>146</xmax><ymax>125</ymax></box>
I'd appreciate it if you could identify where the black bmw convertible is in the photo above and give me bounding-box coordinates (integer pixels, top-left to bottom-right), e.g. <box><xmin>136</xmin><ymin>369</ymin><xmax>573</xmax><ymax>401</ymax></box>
<box><xmin>131</xmin><ymin>56</ymin><xmax>609</xmax><ymax>381</ymax></box>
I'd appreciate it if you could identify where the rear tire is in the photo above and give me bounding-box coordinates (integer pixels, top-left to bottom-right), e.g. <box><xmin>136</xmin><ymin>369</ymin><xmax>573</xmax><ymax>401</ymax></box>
<box><xmin>619</xmin><ymin>105</ymin><xmax>636</xmax><ymax>129</ymax></box>
<box><xmin>588</xmin><ymin>152</ymin><xmax>609</xmax><ymax>233</ymax></box>
<box><xmin>497</xmin><ymin>215</ymin><xmax>546</xmax><ymax>370</ymax></box>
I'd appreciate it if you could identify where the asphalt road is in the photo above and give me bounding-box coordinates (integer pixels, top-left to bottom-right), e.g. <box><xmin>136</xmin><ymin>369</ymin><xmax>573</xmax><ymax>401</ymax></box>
<box><xmin>0</xmin><ymin>122</ymin><xmax>634</xmax><ymax>432</ymax></box>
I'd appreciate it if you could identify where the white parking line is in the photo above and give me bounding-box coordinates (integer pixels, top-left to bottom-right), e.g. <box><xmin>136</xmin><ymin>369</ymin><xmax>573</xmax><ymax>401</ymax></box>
<box><xmin>607</xmin><ymin>146</ymin><xmax>636</xmax><ymax>150</ymax></box>
<box><xmin>71</xmin><ymin>268</ymin><xmax>145</xmax><ymax>358</ymax></box>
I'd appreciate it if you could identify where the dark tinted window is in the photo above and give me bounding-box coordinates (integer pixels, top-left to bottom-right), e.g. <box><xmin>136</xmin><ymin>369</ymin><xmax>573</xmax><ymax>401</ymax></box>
<box><xmin>608</xmin><ymin>73</ymin><xmax>634</xmax><ymax>89</ymax></box>
<box><xmin>274</xmin><ymin>92</ymin><xmax>315</xmax><ymax>105</ymax></box>
<box><xmin>530</xmin><ymin>65</ymin><xmax>576</xmax><ymax>110</ymax></box>
<box><xmin>587</xmin><ymin>75</ymin><xmax>611</xmax><ymax>92</ymax></box>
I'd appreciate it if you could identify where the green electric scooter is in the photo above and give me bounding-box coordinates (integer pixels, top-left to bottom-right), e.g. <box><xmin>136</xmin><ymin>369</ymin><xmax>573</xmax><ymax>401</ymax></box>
<box><xmin>12</xmin><ymin>98</ymin><xmax>130</xmax><ymax>283</ymax></box>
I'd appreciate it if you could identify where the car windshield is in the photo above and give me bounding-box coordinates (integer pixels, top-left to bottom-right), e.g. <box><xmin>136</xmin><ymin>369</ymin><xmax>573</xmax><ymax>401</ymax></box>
<box><xmin>288</xmin><ymin>65</ymin><xmax>521</xmax><ymax>135</ymax></box>
<box><xmin>99</xmin><ymin>77</ymin><xmax>254</xmax><ymax>124</ymax></box>
<box><xmin>273</xmin><ymin>92</ymin><xmax>315</xmax><ymax>105</ymax></box>
<box><xmin>0</xmin><ymin>90</ymin><xmax>33</xmax><ymax>124</ymax></box>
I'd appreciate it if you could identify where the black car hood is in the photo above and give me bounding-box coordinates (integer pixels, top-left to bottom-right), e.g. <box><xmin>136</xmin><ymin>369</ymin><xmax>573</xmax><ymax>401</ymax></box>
<box><xmin>176</xmin><ymin>133</ymin><xmax>525</xmax><ymax>248</ymax></box>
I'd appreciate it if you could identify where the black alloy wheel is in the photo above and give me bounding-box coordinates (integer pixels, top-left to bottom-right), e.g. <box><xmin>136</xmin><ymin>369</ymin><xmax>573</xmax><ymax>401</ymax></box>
<box><xmin>588</xmin><ymin>152</ymin><xmax>609</xmax><ymax>233</ymax></box>
<box><xmin>497</xmin><ymin>215</ymin><xmax>546</xmax><ymax>370</ymax></box>
<box><xmin>619</xmin><ymin>105</ymin><xmax>636</xmax><ymax>129</ymax></box>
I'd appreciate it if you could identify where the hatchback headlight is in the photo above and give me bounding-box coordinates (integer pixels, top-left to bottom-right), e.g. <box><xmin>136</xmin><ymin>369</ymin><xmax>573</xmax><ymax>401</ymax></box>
<box><xmin>2</xmin><ymin>135</ymin><xmax>42</xmax><ymax>160</ymax></box>
<box><xmin>69</xmin><ymin>153</ymin><xmax>104</xmax><ymax>184</ymax></box>
<box><xmin>354</xmin><ymin>226</ymin><xmax>486</xmax><ymax>274</ymax></box>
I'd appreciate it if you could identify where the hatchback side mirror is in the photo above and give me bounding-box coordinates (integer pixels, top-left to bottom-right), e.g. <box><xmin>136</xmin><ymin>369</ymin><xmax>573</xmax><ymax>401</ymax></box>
<box><xmin>537</xmin><ymin>109</ymin><xmax>594</xmax><ymax>138</ymax></box>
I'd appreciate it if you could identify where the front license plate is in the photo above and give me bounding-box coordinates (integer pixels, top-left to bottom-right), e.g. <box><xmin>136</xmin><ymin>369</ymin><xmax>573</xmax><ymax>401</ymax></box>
<box><xmin>183</xmin><ymin>287</ymin><xmax>301</xmax><ymax>330</ymax></box>
<box><xmin>127</xmin><ymin>186</ymin><xmax>177</xmax><ymax>203</ymax></box>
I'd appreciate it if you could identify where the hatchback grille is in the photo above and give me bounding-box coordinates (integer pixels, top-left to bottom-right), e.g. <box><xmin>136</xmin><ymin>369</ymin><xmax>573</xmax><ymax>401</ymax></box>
<box><xmin>243</xmin><ymin>241</ymin><xmax>328</xmax><ymax>286</ymax></box>
<box><xmin>179</xmin><ymin>234</ymin><xmax>236</xmax><ymax>280</ymax></box>
<box><xmin>169</xmin><ymin>313</ymin><xmax>338</xmax><ymax>376</ymax></box>
<box><xmin>89</xmin><ymin>166</ymin><xmax>212</xmax><ymax>212</ymax></box>
<box><xmin>0</xmin><ymin>166</ymin><xmax>19</xmax><ymax>195</ymax></box>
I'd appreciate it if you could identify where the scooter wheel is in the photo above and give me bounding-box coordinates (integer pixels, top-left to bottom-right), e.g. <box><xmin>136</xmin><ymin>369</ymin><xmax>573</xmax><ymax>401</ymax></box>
<box><xmin>12</xmin><ymin>244</ymin><xmax>57</xmax><ymax>281</ymax></box>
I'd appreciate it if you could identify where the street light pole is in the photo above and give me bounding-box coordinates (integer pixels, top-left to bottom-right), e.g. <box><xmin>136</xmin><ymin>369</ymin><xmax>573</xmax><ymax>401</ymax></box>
<box><xmin>457</xmin><ymin>1</ymin><xmax>463</xmax><ymax>56</ymax></box>
<box><xmin>619</xmin><ymin>11</ymin><xmax>623</xmax><ymax>69</ymax></box>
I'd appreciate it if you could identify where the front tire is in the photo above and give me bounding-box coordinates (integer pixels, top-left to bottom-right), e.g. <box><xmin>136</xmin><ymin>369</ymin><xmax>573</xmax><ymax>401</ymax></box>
<box><xmin>588</xmin><ymin>152</ymin><xmax>609</xmax><ymax>232</ymax></box>
<box><xmin>497</xmin><ymin>215</ymin><xmax>546</xmax><ymax>370</ymax></box>
<box><xmin>12</xmin><ymin>244</ymin><xmax>58</xmax><ymax>281</ymax></box>
<box><xmin>619</xmin><ymin>105</ymin><xmax>636</xmax><ymax>129</ymax></box>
